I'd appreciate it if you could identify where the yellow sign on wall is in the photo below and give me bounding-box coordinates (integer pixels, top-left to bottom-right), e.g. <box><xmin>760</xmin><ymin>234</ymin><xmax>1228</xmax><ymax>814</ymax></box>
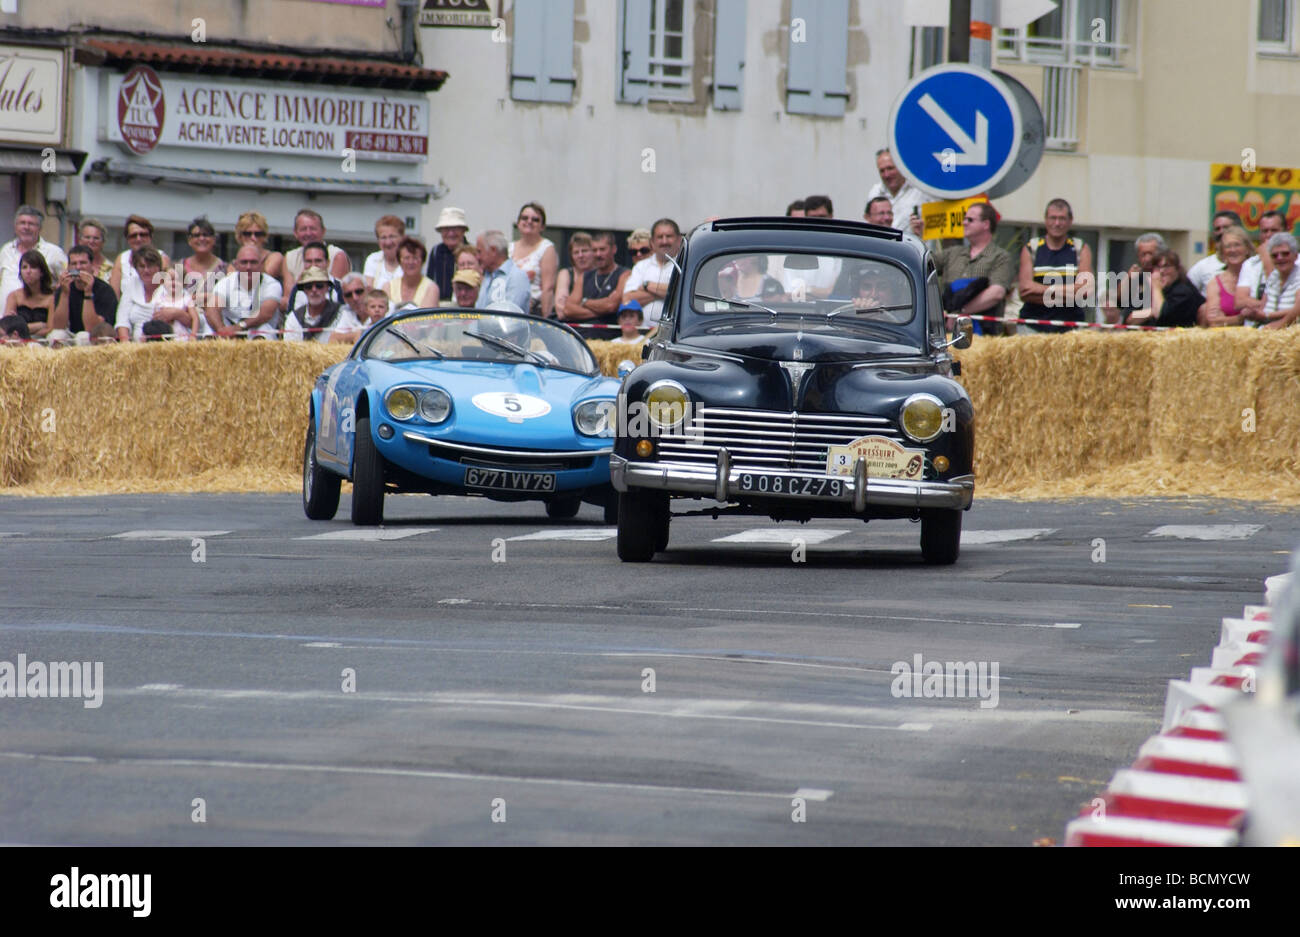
<box><xmin>1210</xmin><ymin>163</ymin><xmax>1300</xmax><ymax>238</ymax></box>
<box><xmin>920</xmin><ymin>195</ymin><xmax>988</xmax><ymax>241</ymax></box>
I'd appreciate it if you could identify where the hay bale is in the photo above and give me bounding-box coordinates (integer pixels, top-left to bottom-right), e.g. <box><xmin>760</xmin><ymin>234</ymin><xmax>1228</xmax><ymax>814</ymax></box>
<box><xmin>4</xmin><ymin>329</ymin><xmax>1300</xmax><ymax>501</ymax></box>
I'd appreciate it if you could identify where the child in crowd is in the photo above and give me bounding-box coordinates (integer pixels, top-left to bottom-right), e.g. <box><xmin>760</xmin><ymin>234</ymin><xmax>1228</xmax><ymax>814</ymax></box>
<box><xmin>611</xmin><ymin>300</ymin><xmax>644</xmax><ymax>344</ymax></box>
<box><xmin>363</xmin><ymin>289</ymin><xmax>391</xmax><ymax>326</ymax></box>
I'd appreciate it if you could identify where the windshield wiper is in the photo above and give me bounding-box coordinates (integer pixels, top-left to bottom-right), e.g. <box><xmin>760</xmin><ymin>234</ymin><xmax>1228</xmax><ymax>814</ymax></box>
<box><xmin>825</xmin><ymin>302</ymin><xmax>913</xmax><ymax>319</ymax></box>
<box><xmin>466</xmin><ymin>330</ymin><xmax>547</xmax><ymax>366</ymax></box>
<box><xmin>388</xmin><ymin>330</ymin><xmax>444</xmax><ymax>358</ymax></box>
<box><xmin>695</xmin><ymin>293</ymin><xmax>780</xmax><ymax>319</ymax></box>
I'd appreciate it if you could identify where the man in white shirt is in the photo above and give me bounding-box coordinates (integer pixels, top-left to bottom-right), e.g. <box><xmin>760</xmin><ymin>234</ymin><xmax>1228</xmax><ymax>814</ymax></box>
<box><xmin>1186</xmin><ymin>210</ymin><xmax>1243</xmax><ymax>294</ymax></box>
<box><xmin>0</xmin><ymin>205</ymin><xmax>67</xmax><ymax>311</ymax></box>
<box><xmin>207</xmin><ymin>245</ymin><xmax>284</xmax><ymax>339</ymax></box>
<box><xmin>865</xmin><ymin>150</ymin><xmax>925</xmax><ymax>238</ymax></box>
<box><xmin>622</xmin><ymin>218</ymin><xmax>681</xmax><ymax>327</ymax></box>
<box><xmin>1235</xmin><ymin>209</ymin><xmax>1287</xmax><ymax>320</ymax></box>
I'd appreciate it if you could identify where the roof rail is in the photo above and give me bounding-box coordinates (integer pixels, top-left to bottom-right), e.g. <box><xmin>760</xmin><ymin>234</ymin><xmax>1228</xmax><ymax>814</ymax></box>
<box><xmin>705</xmin><ymin>216</ymin><xmax>904</xmax><ymax>241</ymax></box>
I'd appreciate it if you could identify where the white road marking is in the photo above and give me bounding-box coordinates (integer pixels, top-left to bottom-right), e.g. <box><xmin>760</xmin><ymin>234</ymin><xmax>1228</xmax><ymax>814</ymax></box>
<box><xmin>302</xmin><ymin>642</ymin><xmax>341</xmax><ymax>648</ymax></box>
<box><xmin>106</xmin><ymin>686</ymin><xmax>932</xmax><ymax>732</ymax></box>
<box><xmin>137</xmin><ymin>683</ymin><xmax>182</xmax><ymax>691</ymax></box>
<box><xmin>793</xmin><ymin>787</ymin><xmax>835</xmax><ymax>801</ymax></box>
<box><xmin>1053</xmin><ymin>623</ymin><xmax>1083</xmax><ymax>629</ymax></box>
<box><xmin>296</xmin><ymin>527</ymin><xmax>439</xmax><ymax>541</ymax></box>
<box><xmin>961</xmin><ymin>528</ymin><xmax>1056</xmax><ymax>545</ymax></box>
<box><xmin>712</xmin><ymin>529</ymin><xmax>847</xmax><ymax>545</ymax></box>
<box><xmin>1148</xmin><ymin>524</ymin><xmax>1263</xmax><ymax>541</ymax></box>
<box><xmin>0</xmin><ymin>751</ymin><xmax>818</xmax><ymax>804</ymax></box>
<box><xmin>437</xmin><ymin>598</ymin><xmax>471</xmax><ymax>605</ymax></box>
<box><xmin>112</xmin><ymin>530</ymin><xmax>231</xmax><ymax>540</ymax></box>
<box><xmin>506</xmin><ymin>528</ymin><xmax>616</xmax><ymax>542</ymax></box>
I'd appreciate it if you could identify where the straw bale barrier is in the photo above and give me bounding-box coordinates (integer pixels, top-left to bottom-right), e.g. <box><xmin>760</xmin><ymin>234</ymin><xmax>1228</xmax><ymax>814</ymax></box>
<box><xmin>2</xmin><ymin>330</ymin><xmax>1299</xmax><ymax>500</ymax></box>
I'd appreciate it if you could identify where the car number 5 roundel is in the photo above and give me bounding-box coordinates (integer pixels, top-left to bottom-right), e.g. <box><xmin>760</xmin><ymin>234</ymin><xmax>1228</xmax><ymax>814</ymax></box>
<box><xmin>472</xmin><ymin>392</ymin><xmax>551</xmax><ymax>423</ymax></box>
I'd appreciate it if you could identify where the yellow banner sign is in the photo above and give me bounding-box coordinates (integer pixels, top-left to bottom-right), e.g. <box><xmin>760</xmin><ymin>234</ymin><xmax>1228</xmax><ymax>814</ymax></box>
<box><xmin>920</xmin><ymin>195</ymin><xmax>988</xmax><ymax>241</ymax></box>
<box><xmin>1210</xmin><ymin>163</ymin><xmax>1300</xmax><ymax>238</ymax></box>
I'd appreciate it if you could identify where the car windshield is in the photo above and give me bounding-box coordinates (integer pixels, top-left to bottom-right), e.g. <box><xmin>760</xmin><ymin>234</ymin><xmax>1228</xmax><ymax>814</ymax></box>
<box><xmin>363</xmin><ymin>311</ymin><xmax>597</xmax><ymax>374</ymax></box>
<box><xmin>692</xmin><ymin>252</ymin><xmax>915</xmax><ymax>326</ymax></box>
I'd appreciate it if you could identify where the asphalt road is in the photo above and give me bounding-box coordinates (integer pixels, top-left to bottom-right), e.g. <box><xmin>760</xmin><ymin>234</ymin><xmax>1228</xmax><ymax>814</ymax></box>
<box><xmin>0</xmin><ymin>492</ymin><xmax>1292</xmax><ymax>845</ymax></box>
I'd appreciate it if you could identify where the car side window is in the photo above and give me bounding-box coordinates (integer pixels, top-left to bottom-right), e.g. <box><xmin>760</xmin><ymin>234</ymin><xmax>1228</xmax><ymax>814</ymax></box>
<box><xmin>926</xmin><ymin>273</ymin><xmax>944</xmax><ymax>342</ymax></box>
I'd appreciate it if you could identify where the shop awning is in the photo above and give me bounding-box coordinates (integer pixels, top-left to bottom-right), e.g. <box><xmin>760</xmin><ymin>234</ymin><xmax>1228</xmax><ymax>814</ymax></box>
<box><xmin>0</xmin><ymin>146</ymin><xmax>88</xmax><ymax>175</ymax></box>
<box><xmin>85</xmin><ymin>158</ymin><xmax>447</xmax><ymax>202</ymax></box>
<box><xmin>78</xmin><ymin>38</ymin><xmax>447</xmax><ymax>92</ymax></box>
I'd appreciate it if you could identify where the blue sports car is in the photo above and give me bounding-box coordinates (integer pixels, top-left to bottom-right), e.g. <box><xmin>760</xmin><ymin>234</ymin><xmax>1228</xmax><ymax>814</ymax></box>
<box><xmin>302</xmin><ymin>306</ymin><xmax>622</xmax><ymax>525</ymax></box>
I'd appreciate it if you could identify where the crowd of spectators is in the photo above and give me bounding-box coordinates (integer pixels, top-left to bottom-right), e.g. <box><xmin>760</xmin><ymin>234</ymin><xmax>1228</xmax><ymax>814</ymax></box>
<box><xmin>2</xmin><ymin>170</ymin><xmax>1298</xmax><ymax>348</ymax></box>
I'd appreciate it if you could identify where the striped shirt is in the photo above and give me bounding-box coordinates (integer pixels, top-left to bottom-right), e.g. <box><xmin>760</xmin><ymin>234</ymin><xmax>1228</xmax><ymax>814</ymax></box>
<box><xmin>1263</xmin><ymin>266</ymin><xmax>1300</xmax><ymax>322</ymax></box>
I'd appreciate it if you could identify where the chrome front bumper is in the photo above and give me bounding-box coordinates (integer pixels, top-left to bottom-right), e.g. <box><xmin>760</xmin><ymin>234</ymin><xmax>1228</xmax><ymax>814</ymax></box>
<box><xmin>610</xmin><ymin>451</ymin><xmax>974</xmax><ymax>510</ymax></box>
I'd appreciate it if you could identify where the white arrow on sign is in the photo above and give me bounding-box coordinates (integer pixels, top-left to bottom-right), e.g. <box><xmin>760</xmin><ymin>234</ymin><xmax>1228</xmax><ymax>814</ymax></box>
<box><xmin>918</xmin><ymin>93</ymin><xmax>988</xmax><ymax>167</ymax></box>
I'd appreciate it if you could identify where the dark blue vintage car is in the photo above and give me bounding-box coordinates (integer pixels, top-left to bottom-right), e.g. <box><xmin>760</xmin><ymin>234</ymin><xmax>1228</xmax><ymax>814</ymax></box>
<box><xmin>612</xmin><ymin>217</ymin><xmax>975</xmax><ymax>563</ymax></box>
<box><xmin>303</xmin><ymin>308</ymin><xmax>620</xmax><ymax>525</ymax></box>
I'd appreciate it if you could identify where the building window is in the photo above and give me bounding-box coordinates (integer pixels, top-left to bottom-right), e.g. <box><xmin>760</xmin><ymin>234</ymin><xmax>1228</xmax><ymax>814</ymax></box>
<box><xmin>649</xmin><ymin>0</ymin><xmax>692</xmax><ymax>100</ymax></box>
<box><xmin>911</xmin><ymin>25</ymin><xmax>945</xmax><ymax>76</ymax></box>
<box><xmin>1258</xmin><ymin>0</ymin><xmax>1297</xmax><ymax>53</ymax></box>
<box><xmin>997</xmin><ymin>0</ymin><xmax>1129</xmax><ymax>68</ymax></box>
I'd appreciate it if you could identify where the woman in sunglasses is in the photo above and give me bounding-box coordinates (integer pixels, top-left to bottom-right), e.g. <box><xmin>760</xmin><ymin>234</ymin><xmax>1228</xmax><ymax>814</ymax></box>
<box><xmin>234</xmin><ymin>211</ymin><xmax>285</xmax><ymax>281</ymax></box>
<box><xmin>509</xmin><ymin>201</ymin><xmax>557</xmax><ymax>317</ymax></box>
<box><xmin>108</xmin><ymin>215</ymin><xmax>170</xmax><ymax>298</ymax></box>
<box><xmin>1258</xmin><ymin>233</ymin><xmax>1300</xmax><ymax>329</ymax></box>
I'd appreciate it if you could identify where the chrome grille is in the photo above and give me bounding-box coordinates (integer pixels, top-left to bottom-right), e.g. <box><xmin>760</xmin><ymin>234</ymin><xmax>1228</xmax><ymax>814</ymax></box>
<box><xmin>657</xmin><ymin>407</ymin><xmax>900</xmax><ymax>472</ymax></box>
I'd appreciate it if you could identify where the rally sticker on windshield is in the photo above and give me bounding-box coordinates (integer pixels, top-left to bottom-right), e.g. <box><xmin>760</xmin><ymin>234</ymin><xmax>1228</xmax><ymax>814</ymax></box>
<box><xmin>826</xmin><ymin>435</ymin><xmax>926</xmax><ymax>479</ymax></box>
<box><xmin>472</xmin><ymin>392</ymin><xmax>551</xmax><ymax>423</ymax></box>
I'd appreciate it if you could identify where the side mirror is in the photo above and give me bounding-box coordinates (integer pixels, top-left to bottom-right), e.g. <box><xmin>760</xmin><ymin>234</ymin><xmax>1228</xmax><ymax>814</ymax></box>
<box><xmin>950</xmin><ymin>316</ymin><xmax>973</xmax><ymax>349</ymax></box>
<box><xmin>617</xmin><ymin>359</ymin><xmax>636</xmax><ymax>378</ymax></box>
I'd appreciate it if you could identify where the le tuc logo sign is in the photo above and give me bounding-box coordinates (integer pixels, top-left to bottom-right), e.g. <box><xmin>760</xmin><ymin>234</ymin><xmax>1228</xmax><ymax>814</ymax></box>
<box><xmin>116</xmin><ymin>64</ymin><xmax>165</xmax><ymax>154</ymax></box>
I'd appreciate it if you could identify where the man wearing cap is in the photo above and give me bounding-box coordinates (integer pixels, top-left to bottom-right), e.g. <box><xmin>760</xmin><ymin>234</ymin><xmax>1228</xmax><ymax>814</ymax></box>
<box><xmin>427</xmin><ymin>206</ymin><xmax>469</xmax><ymax>299</ymax></box>
<box><xmin>451</xmin><ymin>268</ymin><xmax>482</xmax><ymax>308</ymax></box>
<box><xmin>285</xmin><ymin>267</ymin><xmax>359</xmax><ymax>343</ymax></box>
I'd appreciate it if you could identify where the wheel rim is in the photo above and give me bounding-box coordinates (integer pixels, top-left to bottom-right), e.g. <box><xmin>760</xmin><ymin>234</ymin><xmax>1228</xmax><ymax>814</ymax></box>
<box><xmin>303</xmin><ymin>430</ymin><xmax>315</xmax><ymax>500</ymax></box>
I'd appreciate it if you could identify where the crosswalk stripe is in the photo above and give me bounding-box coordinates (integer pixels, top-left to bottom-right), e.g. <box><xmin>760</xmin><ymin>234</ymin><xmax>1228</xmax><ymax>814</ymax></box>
<box><xmin>1148</xmin><ymin>525</ymin><xmax>1263</xmax><ymax>541</ymax></box>
<box><xmin>112</xmin><ymin>530</ymin><xmax>232</xmax><ymax>540</ymax></box>
<box><xmin>507</xmin><ymin>528</ymin><xmax>617</xmax><ymax>542</ymax></box>
<box><xmin>712</xmin><ymin>529</ymin><xmax>847</xmax><ymax>545</ymax></box>
<box><xmin>956</xmin><ymin>528</ymin><xmax>1055</xmax><ymax>544</ymax></box>
<box><xmin>296</xmin><ymin>527</ymin><xmax>439</xmax><ymax>541</ymax></box>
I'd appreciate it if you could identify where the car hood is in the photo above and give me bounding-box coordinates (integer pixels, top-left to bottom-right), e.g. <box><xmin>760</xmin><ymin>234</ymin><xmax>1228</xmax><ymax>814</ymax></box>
<box><xmin>366</xmin><ymin>359</ymin><xmax>618</xmax><ymax>448</ymax></box>
<box><xmin>674</xmin><ymin>328</ymin><xmax>924</xmax><ymax>363</ymax></box>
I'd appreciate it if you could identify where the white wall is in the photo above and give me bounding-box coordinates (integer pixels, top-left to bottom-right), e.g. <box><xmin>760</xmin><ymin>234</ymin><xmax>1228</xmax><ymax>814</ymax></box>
<box><xmin>418</xmin><ymin>0</ymin><xmax>913</xmax><ymax>237</ymax></box>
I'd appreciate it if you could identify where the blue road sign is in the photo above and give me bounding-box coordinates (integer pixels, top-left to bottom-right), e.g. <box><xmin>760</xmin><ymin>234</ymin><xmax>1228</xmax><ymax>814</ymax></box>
<box><xmin>888</xmin><ymin>64</ymin><xmax>1023</xmax><ymax>200</ymax></box>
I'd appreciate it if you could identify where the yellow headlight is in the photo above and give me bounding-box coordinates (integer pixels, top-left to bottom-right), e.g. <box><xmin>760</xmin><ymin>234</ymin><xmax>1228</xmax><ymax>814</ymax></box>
<box><xmin>901</xmin><ymin>395</ymin><xmax>944</xmax><ymax>443</ymax></box>
<box><xmin>386</xmin><ymin>388</ymin><xmax>418</xmax><ymax>421</ymax></box>
<box><xmin>645</xmin><ymin>382</ymin><xmax>689</xmax><ymax>429</ymax></box>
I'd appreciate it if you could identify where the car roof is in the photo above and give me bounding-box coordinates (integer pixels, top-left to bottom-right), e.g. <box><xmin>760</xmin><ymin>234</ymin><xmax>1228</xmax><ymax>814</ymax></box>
<box><xmin>685</xmin><ymin>216</ymin><xmax>929</xmax><ymax>271</ymax></box>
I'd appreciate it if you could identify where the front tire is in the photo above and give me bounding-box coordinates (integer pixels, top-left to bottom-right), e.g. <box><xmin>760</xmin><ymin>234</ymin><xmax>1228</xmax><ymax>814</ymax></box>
<box><xmin>546</xmin><ymin>496</ymin><xmax>582</xmax><ymax>519</ymax></box>
<box><xmin>617</xmin><ymin>490</ymin><xmax>668</xmax><ymax>562</ymax></box>
<box><xmin>920</xmin><ymin>508</ymin><xmax>961</xmax><ymax>565</ymax></box>
<box><xmin>350</xmin><ymin>417</ymin><xmax>386</xmax><ymax>526</ymax></box>
<box><xmin>302</xmin><ymin>420</ymin><xmax>340</xmax><ymax>520</ymax></box>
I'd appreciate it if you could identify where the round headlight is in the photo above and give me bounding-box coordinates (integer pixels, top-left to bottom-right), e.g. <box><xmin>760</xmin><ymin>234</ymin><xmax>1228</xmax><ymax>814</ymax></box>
<box><xmin>575</xmin><ymin>400</ymin><xmax>615</xmax><ymax>436</ymax></box>
<box><xmin>644</xmin><ymin>381</ymin><xmax>689</xmax><ymax>430</ymax></box>
<box><xmin>385</xmin><ymin>387</ymin><xmax>418</xmax><ymax>421</ymax></box>
<box><xmin>419</xmin><ymin>388</ymin><xmax>452</xmax><ymax>423</ymax></box>
<box><xmin>900</xmin><ymin>394</ymin><xmax>945</xmax><ymax>443</ymax></box>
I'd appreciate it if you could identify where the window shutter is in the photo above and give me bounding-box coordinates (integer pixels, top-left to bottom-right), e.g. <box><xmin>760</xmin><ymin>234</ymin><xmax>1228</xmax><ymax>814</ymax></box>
<box><xmin>511</xmin><ymin>0</ymin><xmax>575</xmax><ymax>104</ymax></box>
<box><xmin>618</xmin><ymin>0</ymin><xmax>652</xmax><ymax>104</ymax></box>
<box><xmin>712</xmin><ymin>0</ymin><xmax>746</xmax><ymax>110</ymax></box>
<box><xmin>786</xmin><ymin>0</ymin><xmax>849</xmax><ymax>117</ymax></box>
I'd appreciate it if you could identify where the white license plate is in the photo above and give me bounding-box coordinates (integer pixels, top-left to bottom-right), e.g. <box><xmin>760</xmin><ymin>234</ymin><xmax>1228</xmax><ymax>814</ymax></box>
<box><xmin>465</xmin><ymin>468</ymin><xmax>557</xmax><ymax>492</ymax></box>
<box><xmin>735</xmin><ymin>473</ymin><xmax>844</xmax><ymax>498</ymax></box>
